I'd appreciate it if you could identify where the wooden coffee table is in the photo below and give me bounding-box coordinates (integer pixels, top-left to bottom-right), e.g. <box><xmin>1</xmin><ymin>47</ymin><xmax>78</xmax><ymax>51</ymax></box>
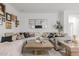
<box><xmin>24</xmin><ymin>40</ymin><xmax>54</xmax><ymax>55</ymax></box>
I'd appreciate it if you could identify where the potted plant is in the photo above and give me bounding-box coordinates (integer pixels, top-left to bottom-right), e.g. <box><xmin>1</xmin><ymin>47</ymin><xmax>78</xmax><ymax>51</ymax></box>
<box><xmin>54</xmin><ymin>21</ymin><xmax>63</xmax><ymax>34</ymax></box>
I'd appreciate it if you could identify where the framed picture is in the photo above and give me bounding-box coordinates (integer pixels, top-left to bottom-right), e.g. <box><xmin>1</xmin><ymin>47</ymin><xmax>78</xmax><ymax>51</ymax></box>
<box><xmin>5</xmin><ymin>21</ymin><xmax>12</xmax><ymax>29</ymax></box>
<box><xmin>6</xmin><ymin>13</ymin><xmax>11</xmax><ymax>21</ymax></box>
<box><xmin>0</xmin><ymin>3</ymin><xmax>5</xmax><ymax>16</ymax></box>
<box><xmin>0</xmin><ymin>17</ymin><xmax>3</xmax><ymax>25</ymax></box>
<box><xmin>11</xmin><ymin>14</ymin><xmax>17</xmax><ymax>21</ymax></box>
<box><xmin>2</xmin><ymin>17</ymin><xmax>5</xmax><ymax>22</ymax></box>
<box><xmin>15</xmin><ymin>20</ymin><xmax>19</xmax><ymax>27</ymax></box>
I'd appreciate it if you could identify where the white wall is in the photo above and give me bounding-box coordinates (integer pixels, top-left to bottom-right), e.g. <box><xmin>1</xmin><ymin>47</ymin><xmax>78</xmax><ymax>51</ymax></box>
<box><xmin>64</xmin><ymin>10</ymin><xmax>79</xmax><ymax>36</ymax></box>
<box><xmin>19</xmin><ymin>13</ymin><xmax>59</xmax><ymax>32</ymax></box>
<box><xmin>0</xmin><ymin>4</ymin><xmax>20</xmax><ymax>36</ymax></box>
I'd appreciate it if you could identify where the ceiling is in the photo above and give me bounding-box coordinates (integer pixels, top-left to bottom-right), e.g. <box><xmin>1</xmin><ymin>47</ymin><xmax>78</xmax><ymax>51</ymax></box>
<box><xmin>10</xmin><ymin>3</ymin><xmax>79</xmax><ymax>13</ymax></box>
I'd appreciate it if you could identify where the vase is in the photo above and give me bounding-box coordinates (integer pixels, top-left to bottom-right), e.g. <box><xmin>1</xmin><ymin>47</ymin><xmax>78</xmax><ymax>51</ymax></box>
<box><xmin>72</xmin><ymin>35</ymin><xmax>77</xmax><ymax>44</ymax></box>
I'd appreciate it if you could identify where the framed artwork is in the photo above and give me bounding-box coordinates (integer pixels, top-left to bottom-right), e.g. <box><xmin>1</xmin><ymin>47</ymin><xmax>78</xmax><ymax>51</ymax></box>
<box><xmin>0</xmin><ymin>17</ymin><xmax>3</xmax><ymax>25</ymax></box>
<box><xmin>5</xmin><ymin>21</ymin><xmax>12</xmax><ymax>29</ymax></box>
<box><xmin>15</xmin><ymin>20</ymin><xmax>19</xmax><ymax>27</ymax></box>
<box><xmin>0</xmin><ymin>3</ymin><xmax>5</xmax><ymax>16</ymax></box>
<box><xmin>2</xmin><ymin>17</ymin><xmax>5</xmax><ymax>22</ymax></box>
<box><xmin>6</xmin><ymin>13</ymin><xmax>11</xmax><ymax>21</ymax></box>
<box><xmin>11</xmin><ymin>14</ymin><xmax>17</xmax><ymax>21</ymax></box>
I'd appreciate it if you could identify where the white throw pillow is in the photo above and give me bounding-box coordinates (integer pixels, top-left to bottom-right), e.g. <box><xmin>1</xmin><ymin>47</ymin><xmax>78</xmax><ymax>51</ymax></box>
<box><xmin>16</xmin><ymin>35</ymin><xmax>21</xmax><ymax>40</ymax></box>
<box><xmin>20</xmin><ymin>34</ymin><xmax>25</xmax><ymax>39</ymax></box>
<box><xmin>12</xmin><ymin>35</ymin><xmax>17</xmax><ymax>41</ymax></box>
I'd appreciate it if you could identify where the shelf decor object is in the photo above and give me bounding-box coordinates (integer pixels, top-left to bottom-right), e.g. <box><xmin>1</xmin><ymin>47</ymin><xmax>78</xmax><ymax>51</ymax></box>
<box><xmin>0</xmin><ymin>3</ymin><xmax>5</xmax><ymax>16</ymax></box>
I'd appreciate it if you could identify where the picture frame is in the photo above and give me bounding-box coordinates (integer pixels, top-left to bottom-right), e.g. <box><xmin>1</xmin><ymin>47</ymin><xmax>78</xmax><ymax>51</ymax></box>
<box><xmin>0</xmin><ymin>17</ymin><xmax>3</xmax><ymax>25</ymax></box>
<box><xmin>6</xmin><ymin>13</ymin><xmax>11</xmax><ymax>21</ymax></box>
<box><xmin>2</xmin><ymin>17</ymin><xmax>5</xmax><ymax>22</ymax></box>
<box><xmin>5</xmin><ymin>21</ymin><xmax>12</xmax><ymax>29</ymax></box>
<box><xmin>0</xmin><ymin>3</ymin><xmax>5</xmax><ymax>16</ymax></box>
<box><xmin>15</xmin><ymin>20</ymin><xmax>19</xmax><ymax>27</ymax></box>
<box><xmin>11</xmin><ymin>14</ymin><xmax>17</xmax><ymax>21</ymax></box>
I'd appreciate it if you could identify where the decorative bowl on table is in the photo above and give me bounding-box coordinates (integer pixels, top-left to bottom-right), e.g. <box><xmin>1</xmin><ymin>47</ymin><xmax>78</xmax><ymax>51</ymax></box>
<box><xmin>35</xmin><ymin>40</ymin><xmax>41</xmax><ymax>43</ymax></box>
<box><xmin>35</xmin><ymin>37</ymin><xmax>43</xmax><ymax>43</ymax></box>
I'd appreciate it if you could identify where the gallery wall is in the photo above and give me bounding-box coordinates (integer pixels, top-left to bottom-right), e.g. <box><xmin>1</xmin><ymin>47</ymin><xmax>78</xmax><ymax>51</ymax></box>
<box><xmin>19</xmin><ymin>13</ymin><xmax>59</xmax><ymax>32</ymax></box>
<box><xmin>0</xmin><ymin>3</ymin><xmax>20</xmax><ymax>36</ymax></box>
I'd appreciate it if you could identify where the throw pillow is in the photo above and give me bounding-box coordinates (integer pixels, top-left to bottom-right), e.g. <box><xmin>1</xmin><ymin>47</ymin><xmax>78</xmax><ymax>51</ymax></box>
<box><xmin>20</xmin><ymin>34</ymin><xmax>25</xmax><ymax>39</ymax></box>
<box><xmin>16</xmin><ymin>34</ymin><xmax>21</xmax><ymax>40</ymax></box>
<box><xmin>1</xmin><ymin>36</ymin><xmax>12</xmax><ymax>42</ymax></box>
<box><xmin>12</xmin><ymin>34</ymin><xmax>17</xmax><ymax>41</ymax></box>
